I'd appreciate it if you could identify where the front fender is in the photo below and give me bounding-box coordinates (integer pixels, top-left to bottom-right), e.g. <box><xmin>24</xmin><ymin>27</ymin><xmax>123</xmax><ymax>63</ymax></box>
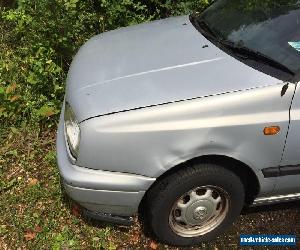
<box><xmin>77</xmin><ymin>84</ymin><xmax>293</xmax><ymax>184</ymax></box>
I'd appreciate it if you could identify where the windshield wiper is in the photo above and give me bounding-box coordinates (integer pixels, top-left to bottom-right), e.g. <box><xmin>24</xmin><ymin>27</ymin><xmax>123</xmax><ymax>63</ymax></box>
<box><xmin>190</xmin><ymin>14</ymin><xmax>294</xmax><ymax>77</ymax></box>
<box><xmin>219</xmin><ymin>40</ymin><xmax>295</xmax><ymax>76</ymax></box>
<box><xmin>190</xmin><ymin>15</ymin><xmax>219</xmax><ymax>42</ymax></box>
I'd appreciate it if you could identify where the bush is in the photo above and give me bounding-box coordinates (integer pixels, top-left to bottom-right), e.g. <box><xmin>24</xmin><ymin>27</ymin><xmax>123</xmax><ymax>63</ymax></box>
<box><xmin>0</xmin><ymin>0</ymin><xmax>212</xmax><ymax>126</ymax></box>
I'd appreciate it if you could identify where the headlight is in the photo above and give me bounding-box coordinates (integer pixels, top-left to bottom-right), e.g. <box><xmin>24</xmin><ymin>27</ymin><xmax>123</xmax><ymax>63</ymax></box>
<box><xmin>64</xmin><ymin>102</ymin><xmax>80</xmax><ymax>159</ymax></box>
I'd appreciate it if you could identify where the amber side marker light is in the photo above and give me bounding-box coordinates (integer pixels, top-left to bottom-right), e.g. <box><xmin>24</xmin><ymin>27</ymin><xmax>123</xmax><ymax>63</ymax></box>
<box><xmin>264</xmin><ymin>126</ymin><xmax>281</xmax><ymax>136</ymax></box>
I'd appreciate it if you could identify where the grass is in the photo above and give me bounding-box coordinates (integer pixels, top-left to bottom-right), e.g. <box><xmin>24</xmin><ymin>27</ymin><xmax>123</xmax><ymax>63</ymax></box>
<box><xmin>0</xmin><ymin>126</ymin><xmax>121</xmax><ymax>249</ymax></box>
<box><xmin>0</xmin><ymin>125</ymin><xmax>179</xmax><ymax>249</ymax></box>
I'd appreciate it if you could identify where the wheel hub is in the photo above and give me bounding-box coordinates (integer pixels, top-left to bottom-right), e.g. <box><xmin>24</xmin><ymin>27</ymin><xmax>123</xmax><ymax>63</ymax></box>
<box><xmin>193</xmin><ymin>206</ymin><xmax>208</xmax><ymax>220</ymax></box>
<box><xmin>169</xmin><ymin>185</ymin><xmax>229</xmax><ymax>237</ymax></box>
<box><xmin>185</xmin><ymin>200</ymin><xmax>214</xmax><ymax>225</ymax></box>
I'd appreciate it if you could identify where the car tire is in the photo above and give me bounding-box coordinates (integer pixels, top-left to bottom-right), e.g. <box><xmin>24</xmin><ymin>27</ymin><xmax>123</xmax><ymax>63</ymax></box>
<box><xmin>145</xmin><ymin>163</ymin><xmax>245</xmax><ymax>246</ymax></box>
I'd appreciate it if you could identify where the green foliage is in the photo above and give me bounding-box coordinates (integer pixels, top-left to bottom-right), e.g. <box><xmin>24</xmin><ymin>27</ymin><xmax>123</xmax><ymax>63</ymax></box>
<box><xmin>51</xmin><ymin>227</ymin><xmax>79</xmax><ymax>250</ymax></box>
<box><xmin>0</xmin><ymin>0</ymin><xmax>212</xmax><ymax>126</ymax></box>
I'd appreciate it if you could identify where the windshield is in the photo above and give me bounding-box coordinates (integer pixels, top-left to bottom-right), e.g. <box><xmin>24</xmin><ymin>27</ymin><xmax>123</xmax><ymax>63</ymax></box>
<box><xmin>192</xmin><ymin>0</ymin><xmax>300</xmax><ymax>80</ymax></box>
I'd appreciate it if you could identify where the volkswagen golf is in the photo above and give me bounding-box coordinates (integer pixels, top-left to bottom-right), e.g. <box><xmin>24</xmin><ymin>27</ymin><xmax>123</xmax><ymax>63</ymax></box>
<box><xmin>57</xmin><ymin>0</ymin><xmax>300</xmax><ymax>246</ymax></box>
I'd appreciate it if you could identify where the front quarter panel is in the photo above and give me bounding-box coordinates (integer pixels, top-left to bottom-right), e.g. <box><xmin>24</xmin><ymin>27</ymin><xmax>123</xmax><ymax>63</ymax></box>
<box><xmin>77</xmin><ymin>84</ymin><xmax>294</xmax><ymax>185</ymax></box>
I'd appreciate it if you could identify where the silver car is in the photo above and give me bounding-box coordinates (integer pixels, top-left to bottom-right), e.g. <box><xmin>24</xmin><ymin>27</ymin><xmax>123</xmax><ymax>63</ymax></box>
<box><xmin>57</xmin><ymin>0</ymin><xmax>300</xmax><ymax>246</ymax></box>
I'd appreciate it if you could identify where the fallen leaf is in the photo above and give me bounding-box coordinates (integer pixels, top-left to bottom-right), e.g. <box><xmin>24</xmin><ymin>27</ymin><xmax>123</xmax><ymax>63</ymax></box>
<box><xmin>24</xmin><ymin>230</ymin><xmax>36</xmax><ymax>241</ymax></box>
<box><xmin>6</xmin><ymin>83</ymin><xmax>17</xmax><ymax>94</ymax></box>
<box><xmin>149</xmin><ymin>241</ymin><xmax>158</xmax><ymax>249</ymax></box>
<box><xmin>34</xmin><ymin>225</ymin><xmax>42</xmax><ymax>233</ymax></box>
<box><xmin>71</xmin><ymin>204</ymin><xmax>81</xmax><ymax>217</ymax></box>
<box><xmin>9</xmin><ymin>95</ymin><xmax>20</xmax><ymax>102</ymax></box>
<box><xmin>28</xmin><ymin>178</ymin><xmax>38</xmax><ymax>186</ymax></box>
<box><xmin>131</xmin><ymin>233</ymin><xmax>140</xmax><ymax>244</ymax></box>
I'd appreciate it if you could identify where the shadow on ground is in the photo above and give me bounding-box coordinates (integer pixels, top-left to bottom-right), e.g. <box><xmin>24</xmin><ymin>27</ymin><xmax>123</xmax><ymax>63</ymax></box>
<box><xmin>74</xmin><ymin>198</ymin><xmax>300</xmax><ymax>249</ymax></box>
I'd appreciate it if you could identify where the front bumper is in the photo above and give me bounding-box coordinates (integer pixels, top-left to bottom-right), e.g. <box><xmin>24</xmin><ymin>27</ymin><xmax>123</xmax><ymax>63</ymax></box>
<box><xmin>56</xmin><ymin>111</ymin><xmax>155</xmax><ymax>217</ymax></box>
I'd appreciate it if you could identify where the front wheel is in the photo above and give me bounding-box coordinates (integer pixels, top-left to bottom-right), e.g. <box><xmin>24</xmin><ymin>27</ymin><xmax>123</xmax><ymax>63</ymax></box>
<box><xmin>145</xmin><ymin>163</ymin><xmax>245</xmax><ymax>246</ymax></box>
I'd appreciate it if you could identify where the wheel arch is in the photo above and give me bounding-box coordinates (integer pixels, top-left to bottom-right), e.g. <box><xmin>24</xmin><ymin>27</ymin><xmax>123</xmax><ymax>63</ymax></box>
<box><xmin>139</xmin><ymin>154</ymin><xmax>260</xmax><ymax>214</ymax></box>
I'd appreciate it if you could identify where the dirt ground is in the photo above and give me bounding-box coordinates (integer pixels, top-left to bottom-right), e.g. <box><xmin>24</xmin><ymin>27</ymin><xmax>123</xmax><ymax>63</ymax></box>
<box><xmin>106</xmin><ymin>201</ymin><xmax>300</xmax><ymax>249</ymax></box>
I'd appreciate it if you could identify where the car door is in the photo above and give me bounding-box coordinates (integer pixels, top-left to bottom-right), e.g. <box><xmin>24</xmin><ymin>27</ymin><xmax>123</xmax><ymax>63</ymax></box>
<box><xmin>275</xmin><ymin>83</ymin><xmax>300</xmax><ymax>195</ymax></box>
